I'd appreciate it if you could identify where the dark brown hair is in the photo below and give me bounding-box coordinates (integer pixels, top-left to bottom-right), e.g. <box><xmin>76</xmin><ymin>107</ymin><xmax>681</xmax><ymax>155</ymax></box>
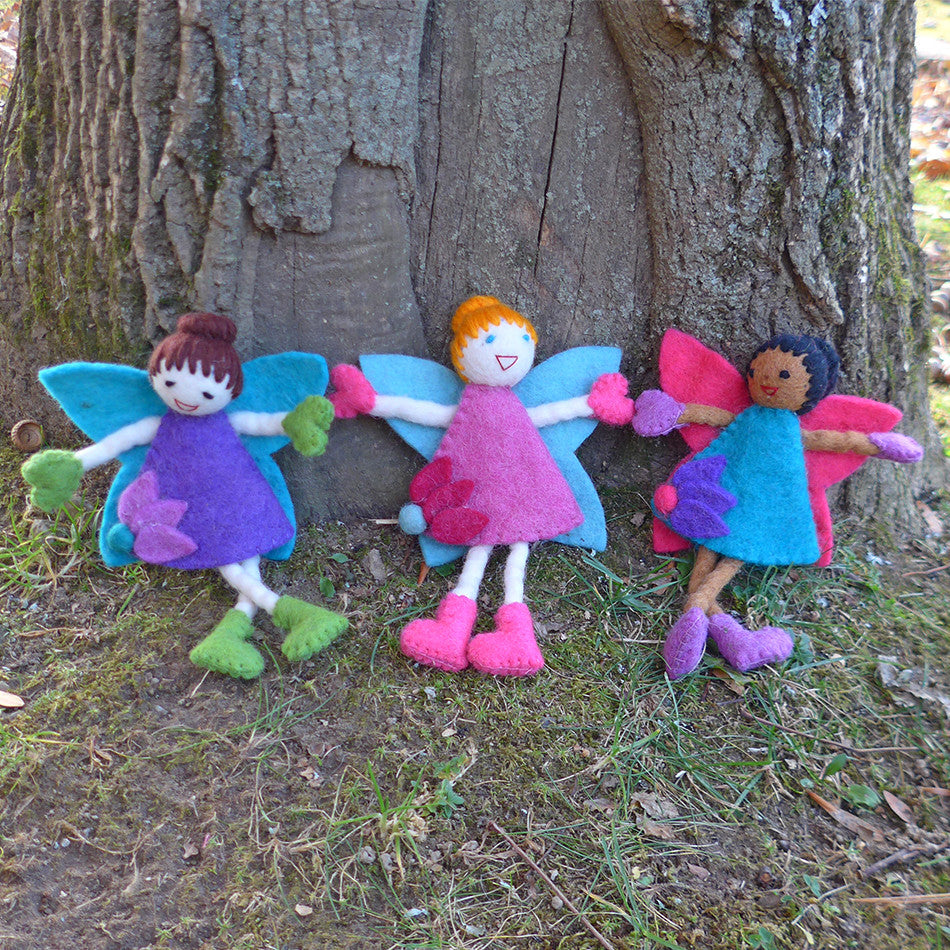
<box><xmin>148</xmin><ymin>312</ymin><xmax>244</xmax><ymax>397</ymax></box>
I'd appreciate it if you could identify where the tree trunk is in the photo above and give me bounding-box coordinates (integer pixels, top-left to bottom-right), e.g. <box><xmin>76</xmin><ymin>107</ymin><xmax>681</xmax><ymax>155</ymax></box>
<box><xmin>0</xmin><ymin>0</ymin><xmax>941</xmax><ymax>528</ymax></box>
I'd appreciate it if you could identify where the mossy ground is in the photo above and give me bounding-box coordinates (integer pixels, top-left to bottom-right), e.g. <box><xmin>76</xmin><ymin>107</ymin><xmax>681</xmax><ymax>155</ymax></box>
<box><xmin>1</xmin><ymin>443</ymin><xmax>948</xmax><ymax>950</ymax></box>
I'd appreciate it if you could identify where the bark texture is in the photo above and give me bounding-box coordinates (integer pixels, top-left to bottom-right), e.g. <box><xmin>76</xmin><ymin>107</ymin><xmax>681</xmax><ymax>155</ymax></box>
<box><xmin>0</xmin><ymin>0</ymin><xmax>941</xmax><ymax>529</ymax></box>
<box><xmin>600</xmin><ymin>0</ymin><xmax>943</xmax><ymax>519</ymax></box>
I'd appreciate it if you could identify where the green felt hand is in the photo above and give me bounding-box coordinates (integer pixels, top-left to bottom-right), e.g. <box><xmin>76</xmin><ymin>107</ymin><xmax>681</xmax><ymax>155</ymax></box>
<box><xmin>282</xmin><ymin>395</ymin><xmax>335</xmax><ymax>456</ymax></box>
<box><xmin>21</xmin><ymin>449</ymin><xmax>84</xmax><ymax>512</ymax></box>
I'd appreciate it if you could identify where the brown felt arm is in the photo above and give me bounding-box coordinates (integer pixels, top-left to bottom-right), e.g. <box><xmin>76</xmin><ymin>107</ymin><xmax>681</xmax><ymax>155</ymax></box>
<box><xmin>801</xmin><ymin>429</ymin><xmax>879</xmax><ymax>454</ymax></box>
<box><xmin>679</xmin><ymin>403</ymin><xmax>736</xmax><ymax>428</ymax></box>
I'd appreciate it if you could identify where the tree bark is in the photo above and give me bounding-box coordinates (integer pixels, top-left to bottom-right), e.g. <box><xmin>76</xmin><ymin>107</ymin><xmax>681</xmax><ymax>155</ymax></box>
<box><xmin>0</xmin><ymin>0</ymin><xmax>941</xmax><ymax>528</ymax></box>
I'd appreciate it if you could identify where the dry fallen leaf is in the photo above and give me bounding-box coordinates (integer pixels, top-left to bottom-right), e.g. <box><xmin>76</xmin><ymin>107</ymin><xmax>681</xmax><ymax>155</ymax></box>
<box><xmin>806</xmin><ymin>790</ymin><xmax>886</xmax><ymax>842</ymax></box>
<box><xmin>883</xmin><ymin>790</ymin><xmax>914</xmax><ymax>825</ymax></box>
<box><xmin>0</xmin><ymin>690</ymin><xmax>24</xmax><ymax>708</ymax></box>
<box><xmin>631</xmin><ymin>792</ymin><xmax>679</xmax><ymax>820</ymax></box>
<box><xmin>710</xmin><ymin>667</ymin><xmax>745</xmax><ymax>695</ymax></box>
<box><xmin>294</xmin><ymin>903</ymin><xmax>313</xmax><ymax>917</ymax></box>
<box><xmin>637</xmin><ymin>816</ymin><xmax>676</xmax><ymax>840</ymax></box>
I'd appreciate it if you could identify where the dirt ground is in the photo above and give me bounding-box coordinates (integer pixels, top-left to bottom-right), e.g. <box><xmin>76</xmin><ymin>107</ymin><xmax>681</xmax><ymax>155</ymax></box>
<box><xmin>1</xmin><ymin>455</ymin><xmax>949</xmax><ymax>950</ymax></box>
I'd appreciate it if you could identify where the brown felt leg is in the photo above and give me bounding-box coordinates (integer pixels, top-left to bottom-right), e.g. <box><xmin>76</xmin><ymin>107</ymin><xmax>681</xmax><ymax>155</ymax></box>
<box><xmin>686</xmin><ymin>546</ymin><xmax>718</xmax><ymax>601</ymax></box>
<box><xmin>686</xmin><ymin>553</ymin><xmax>743</xmax><ymax>615</ymax></box>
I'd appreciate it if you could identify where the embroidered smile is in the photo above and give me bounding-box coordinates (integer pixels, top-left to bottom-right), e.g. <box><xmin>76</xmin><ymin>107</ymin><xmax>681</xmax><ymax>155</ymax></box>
<box><xmin>495</xmin><ymin>355</ymin><xmax>518</xmax><ymax>371</ymax></box>
<box><xmin>760</xmin><ymin>385</ymin><xmax>778</xmax><ymax>397</ymax></box>
<box><xmin>174</xmin><ymin>398</ymin><xmax>199</xmax><ymax>412</ymax></box>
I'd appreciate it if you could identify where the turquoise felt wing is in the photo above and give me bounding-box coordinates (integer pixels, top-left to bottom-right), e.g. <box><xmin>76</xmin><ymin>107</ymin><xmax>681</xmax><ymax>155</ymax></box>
<box><xmin>360</xmin><ymin>347</ymin><xmax>621</xmax><ymax>567</ymax></box>
<box><xmin>38</xmin><ymin>353</ymin><xmax>329</xmax><ymax>566</ymax></box>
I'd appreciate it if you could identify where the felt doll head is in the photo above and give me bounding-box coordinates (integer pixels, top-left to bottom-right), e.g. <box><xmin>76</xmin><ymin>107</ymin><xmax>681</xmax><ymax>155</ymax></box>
<box><xmin>149</xmin><ymin>312</ymin><xmax>244</xmax><ymax>415</ymax></box>
<box><xmin>746</xmin><ymin>334</ymin><xmax>840</xmax><ymax>414</ymax></box>
<box><xmin>450</xmin><ymin>295</ymin><xmax>538</xmax><ymax>386</ymax></box>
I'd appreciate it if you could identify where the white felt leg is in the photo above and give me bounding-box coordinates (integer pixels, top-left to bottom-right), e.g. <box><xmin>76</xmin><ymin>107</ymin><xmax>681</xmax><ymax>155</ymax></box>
<box><xmin>502</xmin><ymin>542</ymin><xmax>530</xmax><ymax>604</ymax></box>
<box><xmin>452</xmin><ymin>545</ymin><xmax>492</xmax><ymax>601</ymax></box>
<box><xmin>233</xmin><ymin>557</ymin><xmax>264</xmax><ymax>618</ymax></box>
<box><xmin>219</xmin><ymin>557</ymin><xmax>279</xmax><ymax>614</ymax></box>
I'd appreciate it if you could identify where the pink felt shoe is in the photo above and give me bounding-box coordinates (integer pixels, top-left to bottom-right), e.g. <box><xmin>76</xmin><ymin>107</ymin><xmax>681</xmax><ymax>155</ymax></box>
<box><xmin>663</xmin><ymin>607</ymin><xmax>710</xmax><ymax>680</ymax></box>
<box><xmin>707</xmin><ymin>613</ymin><xmax>793</xmax><ymax>673</ymax></box>
<box><xmin>467</xmin><ymin>602</ymin><xmax>544</xmax><ymax>677</ymax></box>
<box><xmin>399</xmin><ymin>593</ymin><xmax>477</xmax><ymax>672</ymax></box>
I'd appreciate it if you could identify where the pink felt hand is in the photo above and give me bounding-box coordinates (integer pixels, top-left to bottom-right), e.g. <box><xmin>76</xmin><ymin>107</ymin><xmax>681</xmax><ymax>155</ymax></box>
<box><xmin>328</xmin><ymin>364</ymin><xmax>377</xmax><ymax>418</ymax></box>
<box><xmin>588</xmin><ymin>372</ymin><xmax>635</xmax><ymax>426</ymax></box>
<box><xmin>633</xmin><ymin>389</ymin><xmax>686</xmax><ymax>436</ymax></box>
<box><xmin>868</xmin><ymin>431</ymin><xmax>924</xmax><ymax>463</ymax></box>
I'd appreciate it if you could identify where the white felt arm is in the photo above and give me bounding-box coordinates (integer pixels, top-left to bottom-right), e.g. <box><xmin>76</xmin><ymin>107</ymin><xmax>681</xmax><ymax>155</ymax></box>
<box><xmin>74</xmin><ymin>416</ymin><xmax>163</xmax><ymax>471</ymax></box>
<box><xmin>527</xmin><ymin>395</ymin><xmax>594</xmax><ymax>428</ymax></box>
<box><xmin>228</xmin><ymin>410</ymin><xmax>287</xmax><ymax>437</ymax></box>
<box><xmin>370</xmin><ymin>394</ymin><xmax>457</xmax><ymax>428</ymax></box>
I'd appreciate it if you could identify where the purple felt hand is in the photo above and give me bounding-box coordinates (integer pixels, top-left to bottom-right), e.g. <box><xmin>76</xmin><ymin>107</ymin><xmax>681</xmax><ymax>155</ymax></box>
<box><xmin>868</xmin><ymin>431</ymin><xmax>924</xmax><ymax>463</ymax></box>
<box><xmin>329</xmin><ymin>364</ymin><xmax>377</xmax><ymax>418</ymax></box>
<box><xmin>588</xmin><ymin>373</ymin><xmax>634</xmax><ymax>425</ymax></box>
<box><xmin>633</xmin><ymin>389</ymin><xmax>686</xmax><ymax>436</ymax></box>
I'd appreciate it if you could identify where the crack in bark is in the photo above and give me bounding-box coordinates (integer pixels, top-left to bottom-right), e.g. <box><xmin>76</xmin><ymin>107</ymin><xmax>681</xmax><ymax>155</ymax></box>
<box><xmin>535</xmin><ymin>0</ymin><xmax>574</xmax><ymax>280</ymax></box>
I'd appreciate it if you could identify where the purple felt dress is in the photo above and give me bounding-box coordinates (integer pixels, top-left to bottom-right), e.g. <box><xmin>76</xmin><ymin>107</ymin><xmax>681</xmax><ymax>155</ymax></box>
<box><xmin>118</xmin><ymin>411</ymin><xmax>293</xmax><ymax>570</ymax></box>
<box><xmin>430</xmin><ymin>384</ymin><xmax>582</xmax><ymax>546</ymax></box>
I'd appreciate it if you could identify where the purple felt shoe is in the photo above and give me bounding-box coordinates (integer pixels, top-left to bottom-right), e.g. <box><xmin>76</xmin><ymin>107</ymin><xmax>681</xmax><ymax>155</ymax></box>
<box><xmin>707</xmin><ymin>614</ymin><xmax>793</xmax><ymax>673</ymax></box>
<box><xmin>868</xmin><ymin>431</ymin><xmax>924</xmax><ymax>463</ymax></box>
<box><xmin>633</xmin><ymin>389</ymin><xmax>686</xmax><ymax>437</ymax></box>
<box><xmin>663</xmin><ymin>607</ymin><xmax>710</xmax><ymax>680</ymax></box>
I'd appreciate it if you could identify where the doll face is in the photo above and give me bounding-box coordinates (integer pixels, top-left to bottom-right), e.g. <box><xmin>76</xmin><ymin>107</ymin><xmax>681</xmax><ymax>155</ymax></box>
<box><xmin>152</xmin><ymin>360</ymin><xmax>234</xmax><ymax>416</ymax></box>
<box><xmin>458</xmin><ymin>319</ymin><xmax>536</xmax><ymax>386</ymax></box>
<box><xmin>747</xmin><ymin>348</ymin><xmax>811</xmax><ymax>412</ymax></box>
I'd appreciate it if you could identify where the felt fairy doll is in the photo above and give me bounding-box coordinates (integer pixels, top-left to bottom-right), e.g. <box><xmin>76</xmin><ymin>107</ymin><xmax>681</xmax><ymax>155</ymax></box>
<box><xmin>633</xmin><ymin>329</ymin><xmax>924</xmax><ymax>680</ymax></box>
<box><xmin>329</xmin><ymin>294</ymin><xmax>633</xmax><ymax>677</ymax></box>
<box><xmin>22</xmin><ymin>312</ymin><xmax>348</xmax><ymax>679</ymax></box>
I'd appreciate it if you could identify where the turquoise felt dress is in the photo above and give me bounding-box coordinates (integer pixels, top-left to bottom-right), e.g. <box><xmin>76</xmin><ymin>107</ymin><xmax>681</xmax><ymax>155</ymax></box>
<box><xmin>689</xmin><ymin>404</ymin><xmax>820</xmax><ymax>566</ymax></box>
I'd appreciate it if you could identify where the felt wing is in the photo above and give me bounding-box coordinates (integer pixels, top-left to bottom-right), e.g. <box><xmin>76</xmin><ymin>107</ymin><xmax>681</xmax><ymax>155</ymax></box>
<box><xmin>800</xmin><ymin>394</ymin><xmax>902</xmax><ymax>566</ymax></box>
<box><xmin>360</xmin><ymin>354</ymin><xmax>467</xmax><ymax>567</ymax></box>
<box><xmin>360</xmin><ymin>348</ymin><xmax>621</xmax><ymax>567</ymax></box>
<box><xmin>226</xmin><ymin>352</ymin><xmax>330</xmax><ymax>562</ymax></box>
<box><xmin>514</xmin><ymin>346</ymin><xmax>621</xmax><ymax>551</ymax></box>
<box><xmin>652</xmin><ymin>329</ymin><xmax>751</xmax><ymax>554</ymax></box>
<box><xmin>38</xmin><ymin>362</ymin><xmax>167</xmax><ymax>567</ymax></box>
<box><xmin>39</xmin><ymin>353</ymin><xmax>329</xmax><ymax>566</ymax></box>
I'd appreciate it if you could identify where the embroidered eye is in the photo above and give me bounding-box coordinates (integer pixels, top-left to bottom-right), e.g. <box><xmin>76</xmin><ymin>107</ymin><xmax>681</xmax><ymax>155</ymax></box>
<box><xmin>779</xmin><ymin>370</ymin><xmax>790</xmax><ymax>379</ymax></box>
<box><xmin>165</xmin><ymin>380</ymin><xmax>175</xmax><ymax>387</ymax></box>
<box><xmin>523</xmin><ymin>333</ymin><xmax>530</xmax><ymax>342</ymax></box>
<box><xmin>485</xmin><ymin>334</ymin><xmax>496</xmax><ymax>344</ymax></box>
<box><xmin>202</xmin><ymin>391</ymin><xmax>214</xmax><ymax>400</ymax></box>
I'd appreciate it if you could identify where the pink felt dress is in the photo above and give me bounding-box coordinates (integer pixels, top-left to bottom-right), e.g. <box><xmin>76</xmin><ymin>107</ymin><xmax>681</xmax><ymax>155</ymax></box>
<box><xmin>430</xmin><ymin>384</ymin><xmax>582</xmax><ymax>546</ymax></box>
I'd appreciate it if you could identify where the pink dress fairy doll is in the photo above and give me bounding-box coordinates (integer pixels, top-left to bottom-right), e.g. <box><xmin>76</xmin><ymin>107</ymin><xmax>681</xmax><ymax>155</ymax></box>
<box><xmin>22</xmin><ymin>312</ymin><xmax>348</xmax><ymax>679</ymax></box>
<box><xmin>329</xmin><ymin>295</ymin><xmax>633</xmax><ymax>677</ymax></box>
<box><xmin>633</xmin><ymin>330</ymin><xmax>924</xmax><ymax>681</ymax></box>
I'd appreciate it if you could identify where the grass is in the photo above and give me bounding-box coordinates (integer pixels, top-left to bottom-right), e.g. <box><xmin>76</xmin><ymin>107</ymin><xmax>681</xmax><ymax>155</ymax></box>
<box><xmin>4</xmin><ymin>450</ymin><xmax>944</xmax><ymax>949</ymax></box>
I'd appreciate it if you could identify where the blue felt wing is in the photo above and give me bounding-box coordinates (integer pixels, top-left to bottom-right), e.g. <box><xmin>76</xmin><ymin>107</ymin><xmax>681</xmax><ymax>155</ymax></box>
<box><xmin>360</xmin><ymin>355</ymin><xmax>466</xmax><ymax>566</ymax></box>
<box><xmin>38</xmin><ymin>363</ymin><xmax>166</xmax><ymax>441</ymax></box>
<box><xmin>360</xmin><ymin>347</ymin><xmax>621</xmax><ymax>566</ymax></box>
<box><xmin>515</xmin><ymin>346</ymin><xmax>621</xmax><ymax>550</ymax></box>
<box><xmin>229</xmin><ymin>352</ymin><xmax>330</xmax><ymax>561</ymax></box>
<box><xmin>39</xmin><ymin>353</ymin><xmax>329</xmax><ymax>566</ymax></box>
<box><xmin>39</xmin><ymin>363</ymin><xmax>166</xmax><ymax>567</ymax></box>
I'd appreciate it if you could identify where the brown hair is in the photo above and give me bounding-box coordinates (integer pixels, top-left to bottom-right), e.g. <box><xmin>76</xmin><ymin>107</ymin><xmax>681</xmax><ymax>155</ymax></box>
<box><xmin>148</xmin><ymin>312</ymin><xmax>244</xmax><ymax>397</ymax></box>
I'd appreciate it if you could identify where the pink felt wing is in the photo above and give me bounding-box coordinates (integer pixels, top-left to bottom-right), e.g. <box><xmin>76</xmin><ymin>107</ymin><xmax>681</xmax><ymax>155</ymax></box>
<box><xmin>658</xmin><ymin>328</ymin><xmax>751</xmax><ymax>453</ymax></box>
<box><xmin>652</xmin><ymin>329</ymin><xmax>751</xmax><ymax>551</ymax></box>
<box><xmin>801</xmin><ymin>395</ymin><xmax>902</xmax><ymax>566</ymax></box>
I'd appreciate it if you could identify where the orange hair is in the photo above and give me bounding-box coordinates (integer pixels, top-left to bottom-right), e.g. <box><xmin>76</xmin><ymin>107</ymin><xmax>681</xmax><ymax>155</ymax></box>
<box><xmin>449</xmin><ymin>295</ymin><xmax>538</xmax><ymax>379</ymax></box>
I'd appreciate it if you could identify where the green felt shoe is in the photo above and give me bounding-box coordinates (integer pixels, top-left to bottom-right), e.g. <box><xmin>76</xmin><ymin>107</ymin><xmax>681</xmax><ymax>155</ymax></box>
<box><xmin>189</xmin><ymin>610</ymin><xmax>266</xmax><ymax>680</ymax></box>
<box><xmin>273</xmin><ymin>595</ymin><xmax>349</xmax><ymax>662</ymax></box>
